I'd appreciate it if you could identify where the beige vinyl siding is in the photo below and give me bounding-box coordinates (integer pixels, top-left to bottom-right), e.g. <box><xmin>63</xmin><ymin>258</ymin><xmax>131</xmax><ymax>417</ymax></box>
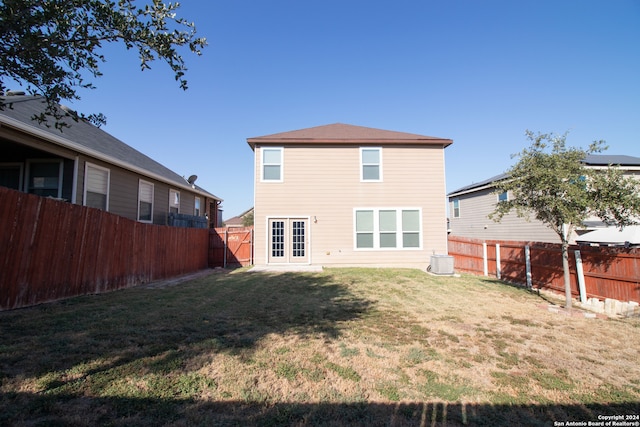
<box><xmin>254</xmin><ymin>144</ymin><xmax>448</xmax><ymax>267</ymax></box>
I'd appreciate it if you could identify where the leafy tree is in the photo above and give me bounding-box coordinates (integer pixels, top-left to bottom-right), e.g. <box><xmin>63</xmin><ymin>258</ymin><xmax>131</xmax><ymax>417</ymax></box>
<box><xmin>242</xmin><ymin>211</ymin><xmax>254</xmax><ymax>227</ymax></box>
<box><xmin>490</xmin><ymin>130</ymin><xmax>640</xmax><ymax>308</ymax></box>
<box><xmin>0</xmin><ymin>0</ymin><xmax>206</xmax><ymax>128</ymax></box>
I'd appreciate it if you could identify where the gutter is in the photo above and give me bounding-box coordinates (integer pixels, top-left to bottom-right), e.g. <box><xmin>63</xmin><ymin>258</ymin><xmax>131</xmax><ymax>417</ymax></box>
<box><xmin>0</xmin><ymin>115</ymin><xmax>222</xmax><ymax>201</ymax></box>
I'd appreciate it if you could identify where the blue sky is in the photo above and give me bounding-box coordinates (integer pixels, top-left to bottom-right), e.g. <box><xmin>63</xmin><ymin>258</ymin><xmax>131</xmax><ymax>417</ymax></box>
<box><xmin>65</xmin><ymin>0</ymin><xmax>639</xmax><ymax>219</ymax></box>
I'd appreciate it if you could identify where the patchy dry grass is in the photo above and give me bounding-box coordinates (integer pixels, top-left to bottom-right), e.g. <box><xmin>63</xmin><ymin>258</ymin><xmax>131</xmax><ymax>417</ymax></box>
<box><xmin>1</xmin><ymin>268</ymin><xmax>638</xmax><ymax>426</ymax></box>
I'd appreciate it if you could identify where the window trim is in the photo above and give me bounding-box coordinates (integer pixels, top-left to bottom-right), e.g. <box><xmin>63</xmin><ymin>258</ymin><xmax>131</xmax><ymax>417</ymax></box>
<box><xmin>452</xmin><ymin>199</ymin><xmax>460</xmax><ymax>218</ymax></box>
<box><xmin>169</xmin><ymin>189</ymin><xmax>180</xmax><ymax>214</ymax></box>
<box><xmin>137</xmin><ymin>179</ymin><xmax>154</xmax><ymax>223</ymax></box>
<box><xmin>25</xmin><ymin>159</ymin><xmax>63</xmax><ymax>198</ymax></box>
<box><xmin>83</xmin><ymin>162</ymin><xmax>110</xmax><ymax>211</ymax></box>
<box><xmin>261</xmin><ymin>147</ymin><xmax>283</xmax><ymax>182</ymax></box>
<box><xmin>360</xmin><ymin>147</ymin><xmax>383</xmax><ymax>182</ymax></box>
<box><xmin>354</xmin><ymin>207</ymin><xmax>422</xmax><ymax>250</ymax></box>
<box><xmin>497</xmin><ymin>191</ymin><xmax>508</xmax><ymax>202</ymax></box>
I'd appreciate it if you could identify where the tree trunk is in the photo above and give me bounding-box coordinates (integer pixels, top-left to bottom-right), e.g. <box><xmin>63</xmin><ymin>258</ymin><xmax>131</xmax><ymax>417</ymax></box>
<box><xmin>561</xmin><ymin>240</ymin><xmax>572</xmax><ymax>309</ymax></box>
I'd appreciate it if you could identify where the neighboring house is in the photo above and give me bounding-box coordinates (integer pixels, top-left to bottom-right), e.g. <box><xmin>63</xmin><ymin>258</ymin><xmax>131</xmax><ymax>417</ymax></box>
<box><xmin>0</xmin><ymin>95</ymin><xmax>222</xmax><ymax>227</ymax></box>
<box><xmin>447</xmin><ymin>154</ymin><xmax>640</xmax><ymax>246</ymax></box>
<box><xmin>247</xmin><ymin>123</ymin><xmax>453</xmax><ymax>267</ymax></box>
<box><xmin>224</xmin><ymin>207</ymin><xmax>254</xmax><ymax>228</ymax></box>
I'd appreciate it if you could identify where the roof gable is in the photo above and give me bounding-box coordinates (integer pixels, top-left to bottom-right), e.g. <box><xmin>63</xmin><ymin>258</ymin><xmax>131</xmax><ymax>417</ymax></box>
<box><xmin>247</xmin><ymin>123</ymin><xmax>452</xmax><ymax>148</ymax></box>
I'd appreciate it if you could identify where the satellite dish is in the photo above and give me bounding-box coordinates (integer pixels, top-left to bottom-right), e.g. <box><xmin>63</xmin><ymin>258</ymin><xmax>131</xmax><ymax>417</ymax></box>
<box><xmin>187</xmin><ymin>175</ymin><xmax>198</xmax><ymax>184</ymax></box>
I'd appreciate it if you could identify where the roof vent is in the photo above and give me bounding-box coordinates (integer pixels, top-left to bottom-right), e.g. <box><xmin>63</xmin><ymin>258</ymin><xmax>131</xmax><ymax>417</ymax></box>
<box><xmin>5</xmin><ymin>90</ymin><xmax>25</xmax><ymax>96</ymax></box>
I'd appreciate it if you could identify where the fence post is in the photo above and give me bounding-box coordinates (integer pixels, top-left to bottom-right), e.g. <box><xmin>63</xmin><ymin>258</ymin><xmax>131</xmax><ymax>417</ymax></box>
<box><xmin>575</xmin><ymin>250</ymin><xmax>587</xmax><ymax>304</ymax></box>
<box><xmin>496</xmin><ymin>243</ymin><xmax>501</xmax><ymax>280</ymax></box>
<box><xmin>525</xmin><ymin>245</ymin><xmax>532</xmax><ymax>289</ymax></box>
<box><xmin>483</xmin><ymin>242</ymin><xmax>488</xmax><ymax>276</ymax></box>
<box><xmin>250</xmin><ymin>227</ymin><xmax>254</xmax><ymax>265</ymax></box>
<box><xmin>223</xmin><ymin>229</ymin><xmax>228</xmax><ymax>268</ymax></box>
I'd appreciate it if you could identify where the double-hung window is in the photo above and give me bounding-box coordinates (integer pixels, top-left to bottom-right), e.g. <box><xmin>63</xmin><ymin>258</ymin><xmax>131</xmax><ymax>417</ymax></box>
<box><xmin>84</xmin><ymin>163</ymin><xmax>110</xmax><ymax>210</ymax></box>
<box><xmin>138</xmin><ymin>180</ymin><xmax>154</xmax><ymax>222</ymax></box>
<box><xmin>169</xmin><ymin>189</ymin><xmax>180</xmax><ymax>214</ymax></box>
<box><xmin>355</xmin><ymin>208</ymin><xmax>421</xmax><ymax>249</ymax></box>
<box><xmin>194</xmin><ymin>197</ymin><xmax>201</xmax><ymax>216</ymax></box>
<box><xmin>452</xmin><ymin>199</ymin><xmax>460</xmax><ymax>218</ymax></box>
<box><xmin>360</xmin><ymin>147</ymin><xmax>382</xmax><ymax>181</ymax></box>
<box><xmin>262</xmin><ymin>147</ymin><xmax>283</xmax><ymax>181</ymax></box>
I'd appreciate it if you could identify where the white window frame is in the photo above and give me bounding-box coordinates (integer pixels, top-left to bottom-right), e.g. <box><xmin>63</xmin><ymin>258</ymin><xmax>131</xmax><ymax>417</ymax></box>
<box><xmin>83</xmin><ymin>162</ymin><xmax>110</xmax><ymax>211</ymax></box>
<box><xmin>261</xmin><ymin>147</ymin><xmax>283</xmax><ymax>182</ymax></box>
<box><xmin>137</xmin><ymin>179</ymin><xmax>154</xmax><ymax>223</ymax></box>
<box><xmin>25</xmin><ymin>159</ymin><xmax>63</xmax><ymax>198</ymax></box>
<box><xmin>452</xmin><ymin>199</ymin><xmax>460</xmax><ymax>218</ymax></box>
<box><xmin>169</xmin><ymin>189</ymin><xmax>180</xmax><ymax>214</ymax></box>
<box><xmin>497</xmin><ymin>191</ymin><xmax>508</xmax><ymax>202</ymax></box>
<box><xmin>360</xmin><ymin>147</ymin><xmax>382</xmax><ymax>182</ymax></box>
<box><xmin>194</xmin><ymin>196</ymin><xmax>201</xmax><ymax>216</ymax></box>
<box><xmin>354</xmin><ymin>207</ymin><xmax>422</xmax><ymax>250</ymax></box>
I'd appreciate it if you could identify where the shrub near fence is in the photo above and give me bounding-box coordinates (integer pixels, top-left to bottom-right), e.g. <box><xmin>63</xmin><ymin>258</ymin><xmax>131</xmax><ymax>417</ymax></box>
<box><xmin>448</xmin><ymin>235</ymin><xmax>640</xmax><ymax>305</ymax></box>
<box><xmin>0</xmin><ymin>187</ymin><xmax>209</xmax><ymax>311</ymax></box>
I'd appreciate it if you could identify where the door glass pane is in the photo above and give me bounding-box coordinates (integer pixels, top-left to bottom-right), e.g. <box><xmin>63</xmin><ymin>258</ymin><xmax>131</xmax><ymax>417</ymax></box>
<box><xmin>292</xmin><ymin>220</ymin><xmax>305</xmax><ymax>257</ymax></box>
<box><xmin>271</xmin><ymin>221</ymin><xmax>285</xmax><ymax>257</ymax></box>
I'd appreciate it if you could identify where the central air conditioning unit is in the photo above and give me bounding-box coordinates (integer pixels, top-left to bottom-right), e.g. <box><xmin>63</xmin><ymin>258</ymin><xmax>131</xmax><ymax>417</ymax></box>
<box><xmin>429</xmin><ymin>255</ymin><xmax>454</xmax><ymax>275</ymax></box>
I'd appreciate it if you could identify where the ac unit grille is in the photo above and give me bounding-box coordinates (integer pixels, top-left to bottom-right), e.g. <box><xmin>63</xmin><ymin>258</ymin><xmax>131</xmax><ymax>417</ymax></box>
<box><xmin>430</xmin><ymin>255</ymin><xmax>454</xmax><ymax>275</ymax></box>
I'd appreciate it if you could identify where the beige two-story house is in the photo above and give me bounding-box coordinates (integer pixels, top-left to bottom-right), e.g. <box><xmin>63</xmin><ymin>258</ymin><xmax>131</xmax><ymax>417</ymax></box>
<box><xmin>247</xmin><ymin>123</ymin><xmax>453</xmax><ymax>268</ymax></box>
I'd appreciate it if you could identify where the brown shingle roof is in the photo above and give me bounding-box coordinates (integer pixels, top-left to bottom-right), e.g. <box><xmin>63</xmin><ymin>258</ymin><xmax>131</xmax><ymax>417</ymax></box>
<box><xmin>247</xmin><ymin>123</ymin><xmax>452</xmax><ymax>148</ymax></box>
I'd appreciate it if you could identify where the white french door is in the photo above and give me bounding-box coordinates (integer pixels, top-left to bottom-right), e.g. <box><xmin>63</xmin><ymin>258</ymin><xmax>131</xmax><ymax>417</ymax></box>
<box><xmin>268</xmin><ymin>218</ymin><xmax>309</xmax><ymax>264</ymax></box>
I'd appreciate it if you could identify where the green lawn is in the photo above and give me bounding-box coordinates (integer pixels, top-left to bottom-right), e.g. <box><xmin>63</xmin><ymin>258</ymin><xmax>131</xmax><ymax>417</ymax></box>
<box><xmin>1</xmin><ymin>268</ymin><xmax>638</xmax><ymax>426</ymax></box>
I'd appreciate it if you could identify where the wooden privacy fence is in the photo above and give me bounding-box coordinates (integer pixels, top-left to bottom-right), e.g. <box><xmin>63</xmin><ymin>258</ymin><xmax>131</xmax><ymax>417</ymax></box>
<box><xmin>209</xmin><ymin>227</ymin><xmax>253</xmax><ymax>268</ymax></box>
<box><xmin>0</xmin><ymin>187</ymin><xmax>209</xmax><ymax>310</ymax></box>
<box><xmin>448</xmin><ymin>235</ymin><xmax>640</xmax><ymax>304</ymax></box>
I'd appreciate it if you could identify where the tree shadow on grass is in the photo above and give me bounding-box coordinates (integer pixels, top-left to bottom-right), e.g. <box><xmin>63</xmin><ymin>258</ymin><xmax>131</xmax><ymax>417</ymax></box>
<box><xmin>1</xmin><ymin>392</ymin><xmax>637</xmax><ymax>426</ymax></box>
<box><xmin>0</xmin><ymin>271</ymin><xmax>372</xmax><ymax>392</ymax></box>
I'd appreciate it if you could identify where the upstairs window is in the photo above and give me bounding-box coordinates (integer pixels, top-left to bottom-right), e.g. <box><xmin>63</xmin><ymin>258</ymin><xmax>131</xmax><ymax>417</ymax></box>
<box><xmin>138</xmin><ymin>180</ymin><xmax>154</xmax><ymax>222</ymax></box>
<box><xmin>452</xmin><ymin>199</ymin><xmax>460</xmax><ymax>218</ymax></box>
<box><xmin>169</xmin><ymin>189</ymin><xmax>180</xmax><ymax>214</ymax></box>
<box><xmin>84</xmin><ymin>163</ymin><xmax>110</xmax><ymax>210</ymax></box>
<box><xmin>498</xmin><ymin>191</ymin><xmax>508</xmax><ymax>202</ymax></box>
<box><xmin>361</xmin><ymin>147</ymin><xmax>382</xmax><ymax>181</ymax></box>
<box><xmin>262</xmin><ymin>147</ymin><xmax>283</xmax><ymax>181</ymax></box>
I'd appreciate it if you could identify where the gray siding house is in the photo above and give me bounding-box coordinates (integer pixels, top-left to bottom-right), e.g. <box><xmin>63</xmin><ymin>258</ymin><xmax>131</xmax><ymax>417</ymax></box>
<box><xmin>447</xmin><ymin>155</ymin><xmax>640</xmax><ymax>246</ymax></box>
<box><xmin>0</xmin><ymin>95</ymin><xmax>222</xmax><ymax>227</ymax></box>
